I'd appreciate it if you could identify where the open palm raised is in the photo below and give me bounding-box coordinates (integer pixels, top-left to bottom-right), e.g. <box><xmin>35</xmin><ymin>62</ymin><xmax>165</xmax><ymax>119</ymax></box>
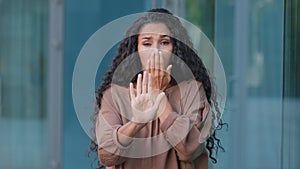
<box><xmin>129</xmin><ymin>71</ymin><xmax>165</xmax><ymax>124</ymax></box>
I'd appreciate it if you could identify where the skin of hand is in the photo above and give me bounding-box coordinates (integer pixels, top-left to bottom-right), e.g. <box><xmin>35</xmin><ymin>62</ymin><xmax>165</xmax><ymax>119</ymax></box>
<box><xmin>147</xmin><ymin>50</ymin><xmax>172</xmax><ymax>91</ymax></box>
<box><xmin>129</xmin><ymin>71</ymin><xmax>165</xmax><ymax>124</ymax></box>
<box><xmin>117</xmin><ymin>71</ymin><xmax>165</xmax><ymax>146</ymax></box>
<box><xmin>145</xmin><ymin>51</ymin><xmax>174</xmax><ymax>123</ymax></box>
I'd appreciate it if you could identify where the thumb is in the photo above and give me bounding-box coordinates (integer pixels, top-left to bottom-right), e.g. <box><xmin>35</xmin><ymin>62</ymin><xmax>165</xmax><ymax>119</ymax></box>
<box><xmin>166</xmin><ymin>65</ymin><xmax>172</xmax><ymax>75</ymax></box>
<box><xmin>165</xmin><ymin>65</ymin><xmax>172</xmax><ymax>83</ymax></box>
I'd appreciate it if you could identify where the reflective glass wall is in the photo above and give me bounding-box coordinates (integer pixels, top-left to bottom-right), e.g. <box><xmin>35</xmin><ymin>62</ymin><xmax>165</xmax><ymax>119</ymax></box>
<box><xmin>0</xmin><ymin>0</ymin><xmax>49</xmax><ymax>168</ymax></box>
<box><xmin>215</xmin><ymin>0</ymin><xmax>284</xmax><ymax>168</ymax></box>
<box><xmin>282</xmin><ymin>0</ymin><xmax>300</xmax><ymax>169</ymax></box>
<box><xmin>0</xmin><ymin>0</ymin><xmax>63</xmax><ymax>168</ymax></box>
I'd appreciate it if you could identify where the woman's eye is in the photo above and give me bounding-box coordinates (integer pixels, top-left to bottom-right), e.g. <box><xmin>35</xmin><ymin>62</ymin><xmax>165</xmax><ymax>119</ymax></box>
<box><xmin>143</xmin><ymin>43</ymin><xmax>151</xmax><ymax>46</ymax></box>
<box><xmin>161</xmin><ymin>41</ymin><xmax>170</xmax><ymax>46</ymax></box>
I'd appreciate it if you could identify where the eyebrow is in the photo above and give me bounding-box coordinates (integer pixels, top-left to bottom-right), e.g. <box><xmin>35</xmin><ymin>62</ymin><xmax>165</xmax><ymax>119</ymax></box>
<box><xmin>160</xmin><ymin>34</ymin><xmax>170</xmax><ymax>38</ymax></box>
<box><xmin>141</xmin><ymin>34</ymin><xmax>171</xmax><ymax>40</ymax></box>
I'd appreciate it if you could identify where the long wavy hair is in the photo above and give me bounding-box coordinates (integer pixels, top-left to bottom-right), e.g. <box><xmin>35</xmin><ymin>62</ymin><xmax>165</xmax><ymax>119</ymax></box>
<box><xmin>89</xmin><ymin>8</ymin><xmax>226</xmax><ymax>169</ymax></box>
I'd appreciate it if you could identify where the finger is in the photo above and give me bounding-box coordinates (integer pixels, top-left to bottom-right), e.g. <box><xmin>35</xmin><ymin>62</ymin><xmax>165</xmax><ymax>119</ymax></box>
<box><xmin>137</xmin><ymin>74</ymin><xmax>142</xmax><ymax>97</ymax></box>
<box><xmin>154</xmin><ymin>51</ymin><xmax>159</xmax><ymax>81</ymax></box>
<box><xmin>166</xmin><ymin>65</ymin><xmax>172</xmax><ymax>75</ymax></box>
<box><xmin>146</xmin><ymin>59</ymin><xmax>150</xmax><ymax>72</ymax></box>
<box><xmin>159</xmin><ymin>51</ymin><xmax>164</xmax><ymax>71</ymax></box>
<box><xmin>165</xmin><ymin>65</ymin><xmax>172</xmax><ymax>84</ymax></box>
<box><xmin>148</xmin><ymin>73</ymin><xmax>153</xmax><ymax>94</ymax></box>
<box><xmin>159</xmin><ymin>51</ymin><xmax>164</xmax><ymax>82</ymax></box>
<box><xmin>153</xmin><ymin>92</ymin><xmax>165</xmax><ymax>108</ymax></box>
<box><xmin>129</xmin><ymin>82</ymin><xmax>135</xmax><ymax>100</ymax></box>
<box><xmin>142</xmin><ymin>71</ymin><xmax>148</xmax><ymax>94</ymax></box>
<box><xmin>150</xmin><ymin>51</ymin><xmax>155</xmax><ymax>72</ymax></box>
<box><xmin>155</xmin><ymin>50</ymin><xmax>159</xmax><ymax>71</ymax></box>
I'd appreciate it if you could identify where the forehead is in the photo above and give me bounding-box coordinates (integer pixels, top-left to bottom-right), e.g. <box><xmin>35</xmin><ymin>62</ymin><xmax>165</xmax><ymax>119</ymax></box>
<box><xmin>139</xmin><ymin>23</ymin><xmax>171</xmax><ymax>36</ymax></box>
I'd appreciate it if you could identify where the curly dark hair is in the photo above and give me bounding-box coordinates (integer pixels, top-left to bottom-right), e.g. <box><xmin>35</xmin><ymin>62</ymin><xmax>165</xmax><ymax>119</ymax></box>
<box><xmin>89</xmin><ymin>8</ymin><xmax>226</xmax><ymax>169</ymax></box>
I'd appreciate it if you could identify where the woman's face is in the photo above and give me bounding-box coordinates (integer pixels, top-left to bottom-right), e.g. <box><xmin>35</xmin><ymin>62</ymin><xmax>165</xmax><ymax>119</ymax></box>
<box><xmin>137</xmin><ymin>23</ymin><xmax>173</xmax><ymax>70</ymax></box>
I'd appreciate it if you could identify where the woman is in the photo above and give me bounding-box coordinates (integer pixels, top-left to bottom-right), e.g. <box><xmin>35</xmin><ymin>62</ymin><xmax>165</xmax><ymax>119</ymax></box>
<box><xmin>90</xmin><ymin>8</ymin><xmax>225</xmax><ymax>169</ymax></box>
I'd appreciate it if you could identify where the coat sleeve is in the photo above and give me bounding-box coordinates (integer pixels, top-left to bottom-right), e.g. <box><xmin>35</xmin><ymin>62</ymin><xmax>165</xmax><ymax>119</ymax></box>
<box><xmin>95</xmin><ymin>88</ymin><xmax>131</xmax><ymax>167</ymax></box>
<box><xmin>160</xmin><ymin>80</ymin><xmax>215</xmax><ymax>162</ymax></box>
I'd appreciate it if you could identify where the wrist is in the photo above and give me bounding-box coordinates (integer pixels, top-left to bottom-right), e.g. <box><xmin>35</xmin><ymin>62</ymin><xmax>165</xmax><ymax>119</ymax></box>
<box><xmin>130</xmin><ymin>120</ymin><xmax>147</xmax><ymax>129</ymax></box>
<box><xmin>117</xmin><ymin>120</ymin><xmax>146</xmax><ymax>146</ymax></box>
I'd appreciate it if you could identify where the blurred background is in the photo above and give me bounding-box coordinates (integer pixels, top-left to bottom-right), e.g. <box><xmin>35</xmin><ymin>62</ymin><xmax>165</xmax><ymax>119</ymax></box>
<box><xmin>0</xmin><ymin>0</ymin><xmax>299</xmax><ymax>169</ymax></box>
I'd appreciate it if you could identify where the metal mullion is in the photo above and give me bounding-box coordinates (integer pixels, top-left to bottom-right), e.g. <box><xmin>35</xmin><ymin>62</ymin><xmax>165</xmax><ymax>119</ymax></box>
<box><xmin>48</xmin><ymin>0</ymin><xmax>64</xmax><ymax>169</ymax></box>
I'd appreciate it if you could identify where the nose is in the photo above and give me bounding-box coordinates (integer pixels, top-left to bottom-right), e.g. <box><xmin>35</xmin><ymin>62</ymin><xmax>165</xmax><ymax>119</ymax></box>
<box><xmin>152</xmin><ymin>43</ymin><xmax>160</xmax><ymax>52</ymax></box>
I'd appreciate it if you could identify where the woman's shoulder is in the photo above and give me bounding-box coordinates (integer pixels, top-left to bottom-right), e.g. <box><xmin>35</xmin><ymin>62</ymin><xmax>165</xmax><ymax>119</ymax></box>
<box><xmin>101</xmin><ymin>84</ymin><xmax>130</xmax><ymax>110</ymax></box>
<box><xmin>101</xmin><ymin>83</ymin><xmax>129</xmax><ymax>99</ymax></box>
<box><xmin>111</xmin><ymin>83</ymin><xmax>129</xmax><ymax>91</ymax></box>
<box><xmin>103</xmin><ymin>83</ymin><xmax>128</xmax><ymax>92</ymax></box>
<box><xmin>178</xmin><ymin>79</ymin><xmax>203</xmax><ymax>88</ymax></box>
<box><xmin>167</xmin><ymin>79</ymin><xmax>203</xmax><ymax>91</ymax></box>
